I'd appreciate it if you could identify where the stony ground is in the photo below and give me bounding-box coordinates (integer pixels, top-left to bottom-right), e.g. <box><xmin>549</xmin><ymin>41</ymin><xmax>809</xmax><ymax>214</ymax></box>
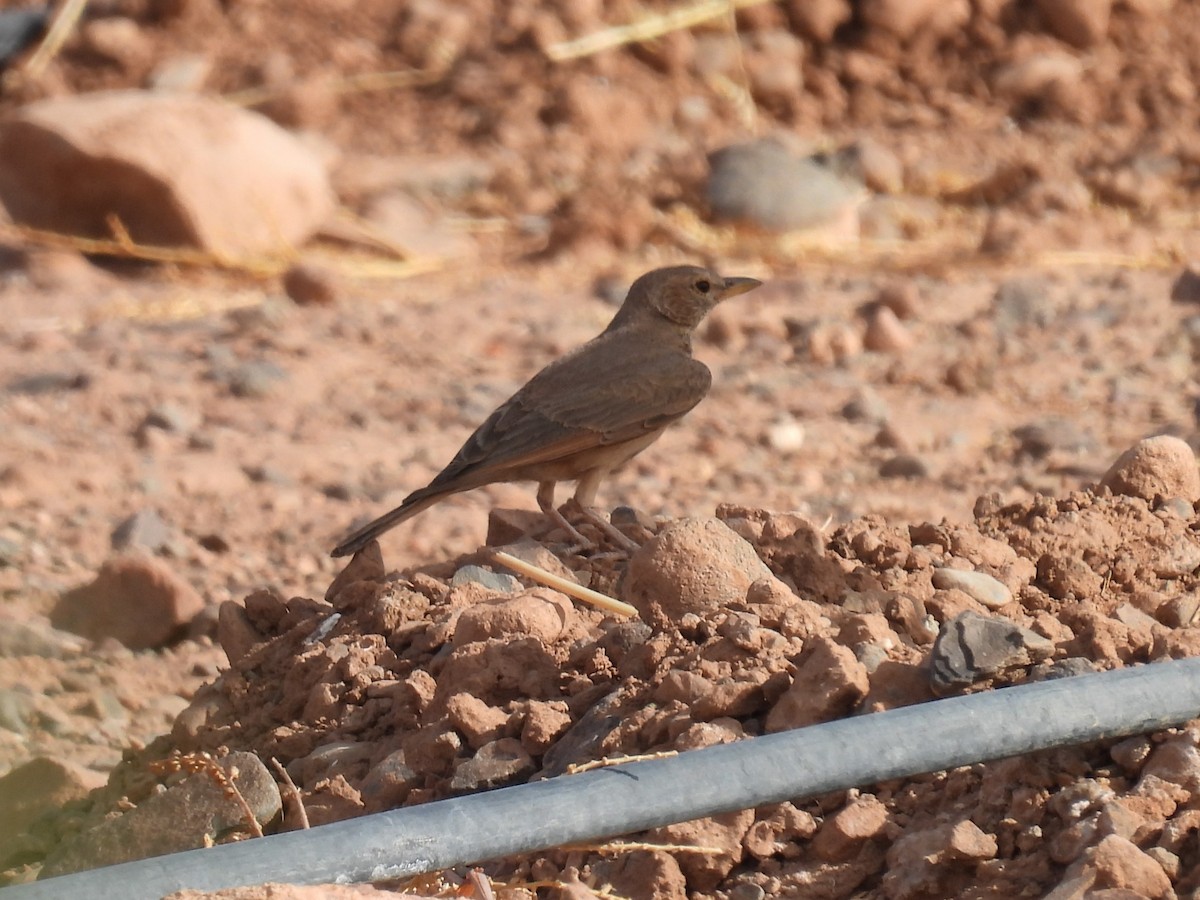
<box><xmin>3</xmin><ymin>0</ymin><xmax>1200</xmax><ymax>898</ymax></box>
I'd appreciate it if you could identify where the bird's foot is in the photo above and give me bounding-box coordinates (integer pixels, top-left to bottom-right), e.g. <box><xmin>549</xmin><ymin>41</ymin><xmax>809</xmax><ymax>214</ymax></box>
<box><xmin>562</xmin><ymin>500</ymin><xmax>641</xmax><ymax>552</ymax></box>
<box><xmin>544</xmin><ymin>504</ymin><xmax>597</xmax><ymax>553</ymax></box>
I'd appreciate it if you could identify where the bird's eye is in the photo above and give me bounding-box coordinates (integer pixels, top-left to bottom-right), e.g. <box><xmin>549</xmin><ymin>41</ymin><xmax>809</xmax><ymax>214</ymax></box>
<box><xmin>695</xmin><ymin>279</ymin><xmax>711</xmax><ymax>293</ymax></box>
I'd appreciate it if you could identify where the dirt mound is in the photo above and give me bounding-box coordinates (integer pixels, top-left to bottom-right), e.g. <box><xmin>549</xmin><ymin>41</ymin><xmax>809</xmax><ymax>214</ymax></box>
<box><xmin>15</xmin><ymin>444</ymin><xmax>1200</xmax><ymax>896</ymax></box>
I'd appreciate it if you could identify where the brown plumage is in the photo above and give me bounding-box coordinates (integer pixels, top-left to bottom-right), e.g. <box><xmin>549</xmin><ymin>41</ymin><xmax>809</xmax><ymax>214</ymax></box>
<box><xmin>331</xmin><ymin>265</ymin><xmax>762</xmax><ymax>557</ymax></box>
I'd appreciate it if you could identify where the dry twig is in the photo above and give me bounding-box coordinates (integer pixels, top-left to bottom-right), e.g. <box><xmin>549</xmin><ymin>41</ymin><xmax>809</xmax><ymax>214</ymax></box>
<box><xmin>490</xmin><ymin>550</ymin><xmax>638</xmax><ymax>618</ymax></box>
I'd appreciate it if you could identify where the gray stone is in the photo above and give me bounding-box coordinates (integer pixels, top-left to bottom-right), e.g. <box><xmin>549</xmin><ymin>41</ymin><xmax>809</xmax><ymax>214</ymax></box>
<box><xmin>707</xmin><ymin>139</ymin><xmax>862</xmax><ymax>233</ymax></box>
<box><xmin>40</xmin><ymin>751</ymin><xmax>281</xmax><ymax>878</ymax></box>
<box><xmin>110</xmin><ymin>509</ymin><xmax>182</xmax><ymax>555</ymax></box>
<box><xmin>929</xmin><ymin>610</ymin><xmax>1054</xmax><ymax>693</ymax></box>
<box><xmin>0</xmin><ymin>619</ymin><xmax>85</xmax><ymax>659</ymax></box>
<box><xmin>931</xmin><ymin>568</ymin><xmax>1013</xmax><ymax>609</ymax></box>
<box><xmin>450</xmin><ymin>564</ymin><xmax>521</xmax><ymax>594</ymax></box>
<box><xmin>449</xmin><ymin>738</ymin><xmax>535</xmax><ymax>794</ymax></box>
<box><xmin>361</xmin><ymin>750</ymin><xmax>421</xmax><ymax>811</ymax></box>
<box><xmin>0</xmin><ymin>689</ymin><xmax>35</xmax><ymax>734</ymax></box>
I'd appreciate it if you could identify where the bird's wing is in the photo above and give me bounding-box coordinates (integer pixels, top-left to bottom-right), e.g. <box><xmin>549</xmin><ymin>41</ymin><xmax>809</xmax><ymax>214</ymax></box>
<box><xmin>425</xmin><ymin>337</ymin><xmax>711</xmax><ymax>490</ymax></box>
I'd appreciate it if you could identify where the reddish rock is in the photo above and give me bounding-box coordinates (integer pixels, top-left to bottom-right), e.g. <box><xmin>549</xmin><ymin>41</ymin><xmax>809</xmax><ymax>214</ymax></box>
<box><xmin>589</xmin><ymin>850</ymin><xmax>687</xmax><ymax>900</ymax></box>
<box><xmin>1036</xmin><ymin>0</ymin><xmax>1112</xmax><ymax>47</ymax></box>
<box><xmin>765</xmin><ymin>636</ymin><xmax>869</xmax><ymax>732</ymax></box>
<box><xmin>0</xmin><ymin>757</ymin><xmax>105</xmax><ymax>850</ymax></box>
<box><xmin>452</xmin><ymin>588</ymin><xmax>576</xmax><ymax>646</ymax></box>
<box><xmin>863</xmin><ymin>306</ymin><xmax>913</xmax><ymax>354</ymax></box>
<box><xmin>784</xmin><ymin>0</ymin><xmax>851</xmax><ymax>41</ymax></box>
<box><xmin>53</xmin><ymin>553</ymin><xmax>205</xmax><ymax>649</ymax></box>
<box><xmin>520</xmin><ymin>700</ymin><xmax>572</xmax><ymax>755</ymax></box>
<box><xmin>1090</xmin><ymin>834</ymin><xmax>1171</xmax><ymax>898</ymax></box>
<box><xmin>0</xmin><ymin>90</ymin><xmax>334</xmax><ymax>258</ymax></box>
<box><xmin>1100</xmin><ymin>436</ymin><xmax>1200</xmax><ymax>504</ymax></box>
<box><xmin>812</xmin><ymin>794</ymin><xmax>889</xmax><ymax>861</ymax></box>
<box><xmin>860</xmin><ymin>0</ymin><xmax>969</xmax><ymax>39</ymax></box>
<box><xmin>883</xmin><ymin>819</ymin><xmax>998</xmax><ymax>896</ymax></box>
<box><xmin>624</xmin><ymin>517</ymin><xmax>771</xmax><ymax>628</ymax></box>
<box><xmin>646</xmin><ymin>809</ymin><xmax>754</xmax><ymax>891</ymax></box>
<box><xmin>445</xmin><ymin>693</ymin><xmax>510</xmax><ymax>749</ymax></box>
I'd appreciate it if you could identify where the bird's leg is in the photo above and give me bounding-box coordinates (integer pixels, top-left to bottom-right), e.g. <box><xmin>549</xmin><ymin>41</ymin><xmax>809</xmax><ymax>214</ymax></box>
<box><xmin>536</xmin><ymin>481</ymin><xmax>594</xmax><ymax>549</ymax></box>
<box><xmin>570</xmin><ymin>470</ymin><xmax>641</xmax><ymax>552</ymax></box>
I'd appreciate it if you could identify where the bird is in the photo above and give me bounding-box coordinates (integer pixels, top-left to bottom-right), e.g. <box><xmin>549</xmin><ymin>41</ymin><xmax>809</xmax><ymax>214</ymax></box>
<box><xmin>331</xmin><ymin>265</ymin><xmax>762</xmax><ymax>558</ymax></box>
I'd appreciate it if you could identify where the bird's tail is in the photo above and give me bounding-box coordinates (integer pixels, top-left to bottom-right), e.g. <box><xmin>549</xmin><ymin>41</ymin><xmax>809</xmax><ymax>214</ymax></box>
<box><xmin>329</xmin><ymin>487</ymin><xmax>449</xmax><ymax>558</ymax></box>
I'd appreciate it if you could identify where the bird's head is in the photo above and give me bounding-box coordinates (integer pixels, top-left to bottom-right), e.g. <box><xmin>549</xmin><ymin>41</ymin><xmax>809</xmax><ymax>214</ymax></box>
<box><xmin>616</xmin><ymin>265</ymin><xmax>762</xmax><ymax>331</ymax></box>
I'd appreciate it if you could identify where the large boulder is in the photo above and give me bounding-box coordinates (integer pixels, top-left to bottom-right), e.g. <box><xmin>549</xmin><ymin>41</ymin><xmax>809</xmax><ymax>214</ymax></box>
<box><xmin>0</xmin><ymin>90</ymin><xmax>334</xmax><ymax>257</ymax></box>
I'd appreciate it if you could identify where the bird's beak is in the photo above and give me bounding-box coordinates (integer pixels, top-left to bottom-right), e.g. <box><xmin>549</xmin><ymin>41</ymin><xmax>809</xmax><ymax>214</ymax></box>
<box><xmin>718</xmin><ymin>276</ymin><xmax>762</xmax><ymax>300</ymax></box>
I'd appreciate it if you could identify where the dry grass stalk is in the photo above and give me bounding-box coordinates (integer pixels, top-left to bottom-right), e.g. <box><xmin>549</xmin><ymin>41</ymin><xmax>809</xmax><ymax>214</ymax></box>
<box><xmin>544</xmin><ymin>0</ymin><xmax>773</xmax><ymax>62</ymax></box>
<box><xmin>21</xmin><ymin>0</ymin><xmax>89</xmax><ymax>78</ymax></box>
<box><xmin>490</xmin><ymin>550</ymin><xmax>638</xmax><ymax>618</ymax></box>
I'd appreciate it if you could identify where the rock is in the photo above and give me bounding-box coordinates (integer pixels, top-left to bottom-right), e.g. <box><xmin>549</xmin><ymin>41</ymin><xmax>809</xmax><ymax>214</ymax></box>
<box><xmin>361</xmin><ymin>191</ymin><xmax>475</xmax><ymax>260</ymax></box>
<box><xmin>148</xmin><ymin>53</ymin><xmax>213</xmax><ymax>93</ymax></box>
<box><xmin>589</xmin><ymin>850</ymin><xmax>687</xmax><ymax>900</ymax></box>
<box><xmin>486</xmin><ymin>507</ymin><xmax>549</xmax><ymax>545</ymax></box>
<box><xmin>742</xmin><ymin>30</ymin><xmax>804</xmax><ymax>108</ymax></box>
<box><xmin>860</xmin><ymin>0</ymin><xmax>969</xmax><ymax>39</ymax></box>
<box><xmin>1140</xmin><ymin>736</ymin><xmax>1200</xmax><ymax>792</ymax></box>
<box><xmin>52</xmin><ymin>553</ymin><xmax>205</xmax><ymax>649</ymax></box>
<box><xmin>0</xmin><ymin>688</ymin><xmax>37</xmax><ymax>734</ymax></box>
<box><xmin>863</xmin><ymin>305</ymin><xmax>913</xmax><ymax>353</ymax></box>
<box><xmin>139</xmin><ymin>402</ymin><xmax>199</xmax><ymax>435</ymax></box>
<box><xmin>449</xmin><ymin>564</ymin><xmax>522</xmax><ymax>594</ymax></box>
<box><xmin>929</xmin><ymin>610</ymin><xmax>1055</xmax><ymax>693</ymax></box>
<box><xmin>623</xmin><ymin>517</ymin><xmax>772</xmax><ymax>628</ymax></box>
<box><xmin>879</xmin><ymin>453</ymin><xmax>930</xmax><ymax>479</ymax></box>
<box><xmin>225</xmin><ymin>361</ymin><xmax>288</xmax><ymax>399</ymax></box>
<box><xmin>0</xmin><ymin>90</ymin><xmax>334</xmax><ymax>258</ymax></box>
<box><xmin>812</xmin><ymin>794</ymin><xmax>889</xmax><ymax>861</ymax></box>
<box><xmin>1169</xmin><ymin>263</ymin><xmax>1200</xmax><ymax>303</ymax></box>
<box><xmin>325</xmin><ymin>541</ymin><xmax>386</xmax><ymax>605</ymax></box>
<box><xmin>81</xmin><ymin>17</ymin><xmax>151</xmax><ymax>71</ymax></box>
<box><xmin>40</xmin><ymin>752</ymin><xmax>281</xmax><ymax>878</ymax></box>
<box><xmin>993</xmin><ymin>51</ymin><xmax>1085</xmax><ymax>104</ymax></box>
<box><xmin>1090</xmin><ymin>834</ymin><xmax>1171</xmax><ymax>898</ymax></box>
<box><xmin>830</xmin><ymin>137</ymin><xmax>904</xmax><ymax>195</ymax></box>
<box><xmin>1036</xmin><ymin>0</ymin><xmax>1112</xmax><ymax>47</ymax></box>
<box><xmin>452</xmin><ymin>588</ymin><xmax>575</xmax><ymax>646</ymax></box>
<box><xmin>784</xmin><ymin>0</ymin><xmax>852</xmax><ymax>41</ymax></box>
<box><xmin>520</xmin><ymin>700</ymin><xmax>573</xmax><ymax>755</ymax></box>
<box><xmin>765</xmin><ymin>418</ymin><xmax>805</xmax><ymax>453</ymax></box>
<box><xmin>282</xmin><ymin>262</ymin><xmax>340</xmax><ymax>306</ymax></box>
<box><xmin>931</xmin><ymin>568</ymin><xmax>1013</xmax><ymax>609</ymax></box>
<box><xmin>446</xmin><ymin>693</ymin><xmax>510</xmax><ymax>749</ymax></box>
<box><xmin>707</xmin><ymin>139</ymin><xmax>863</xmax><ymax>233</ymax></box>
<box><xmin>0</xmin><ymin>757</ymin><xmax>106</xmax><ymax>850</ymax></box>
<box><xmin>883</xmin><ymin>820</ymin><xmax>998</xmax><ymax>897</ymax></box>
<box><xmin>0</xmin><ymin>619</ymin><xmax>85</xmax><ymax>659</ymax></box>
<box><xmin>1101</xmin><ymin>435</ymin><xmax>1200</xmax><ymax>503</ymax></box>
<box><xmin>110</xmin><ymin>508</ymin><xmax>183</xmax><ymax>555</ymax></box>
<box><xmin>765</xmin><ymin>636</ymin><xmax>869</xmax><ymax>732</ymax></box>
<box><xmin>217</xmin><ymin>602</ymin><xmax>265</xmax><ymax>666</ymax></box>
<box><xmin>646</xmin><ymin>809</ymin><xmax>754</xmax><ymax>892</ymax></box>
<box><xmin>449</xmin><ymin>738</ymin><xmax>535</xmax><ymax>793</ymax></box>
<box><xmin>360</xmin><ymin>750</ymin><xmax>420</xmax><ymax>811</ymax></box>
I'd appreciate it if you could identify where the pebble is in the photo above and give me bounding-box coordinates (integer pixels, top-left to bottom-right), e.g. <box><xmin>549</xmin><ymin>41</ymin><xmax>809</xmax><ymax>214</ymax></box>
<box><xmin>828</xmin><ymin>137</ymin><xmax>904</xmax><ymax>194</ymax></box>
<box><xmin>1035</xmin><ymin>0</ymin><xmax>1112</xmax><ymax>48</ymax></box>
<box><xmin>707</xmin><ymin>138</ymin><xmax>863</xmax><ymax>232</ymax></box>
<box><xmin>449</xmin><ymin>564</ymin><xmax>522</xmax><ymax>594</ymax></box>
<box><xmin>449</xmin><ymin>738</ymin><xmax>535</xmax><ymax>793</ymax></box>
<box><xmin>929</xmin><ymin>610</ymin><xmax>1054</xmax><ymax>693</ymax></box>
<box><xmin>1169</xmin><ymin>263</ymin><xmax>1200</xmax><ymax>304</ymax></box>
<box><xmin>1100</xmin><ymin>435</ymin><xmax>1200</xmax><ymax>504</ymax></box>
<box><xmin>624</xmin><ymin>517</ymin><xmax>772</xmax><ymax>628</ymax></box>
<box><xmin>110</xmin><ymin>509</ymin><xmax>183</xmax><ymax>555</ymax></box>
<box><xmin>765</xmin><ymin>418</ymin><xmax>806</xmax><ymax>453</ymax></box>
<box><xmin>765</xmin><ymin>637</ymin><xmax>869</xmax><ymax>732</ymax></box>
<box><xmin>879</xmin><ymin>453</ymin><xmax>930</xmax><ymax>479</ymax></box>
<box><xmin>931</xmin><ymin>568</ymin><xmax>1013</xmax><ymax>609</ymax></box>
<box><xmin>52</xmin><ymin>553</ymin><xmax>206</xmax><ymax>650</ymax></box>
<box><xmin>842</xmin><ymin>388</ymin><xmax>890</xmax><ymax>424</ymax></box>
<box><xmin>863</xmin><ymin>305</ymin><xmax>913</xmax><ymax>353</ymax></box>
<box><xmin>39</xmin><ymin>751</ymin><xmax>281</xmax><ymax>878</ymax></box>
<box><xmin>0</xmin><ymin>757</ymin><xmax>107</xmax><ymax>850</ymax></box>
<box><xmin>811</xmin><ymin>794</ymin><xmax>889</xmax><ymax>861</ymax></box>
<box><xmin>0</xmin><ymin>688</ymin><xmax>35</xmax><ymax>734</ymax></box>
<box><xmin>283</xmin><ymin>262</ymin><xmax>340</xmax><ymax>306</ymax></box>
<box><xmin>226</xmin><ymin>360</ymin><xmax>288</xmax><ymax>399</ymax></box>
